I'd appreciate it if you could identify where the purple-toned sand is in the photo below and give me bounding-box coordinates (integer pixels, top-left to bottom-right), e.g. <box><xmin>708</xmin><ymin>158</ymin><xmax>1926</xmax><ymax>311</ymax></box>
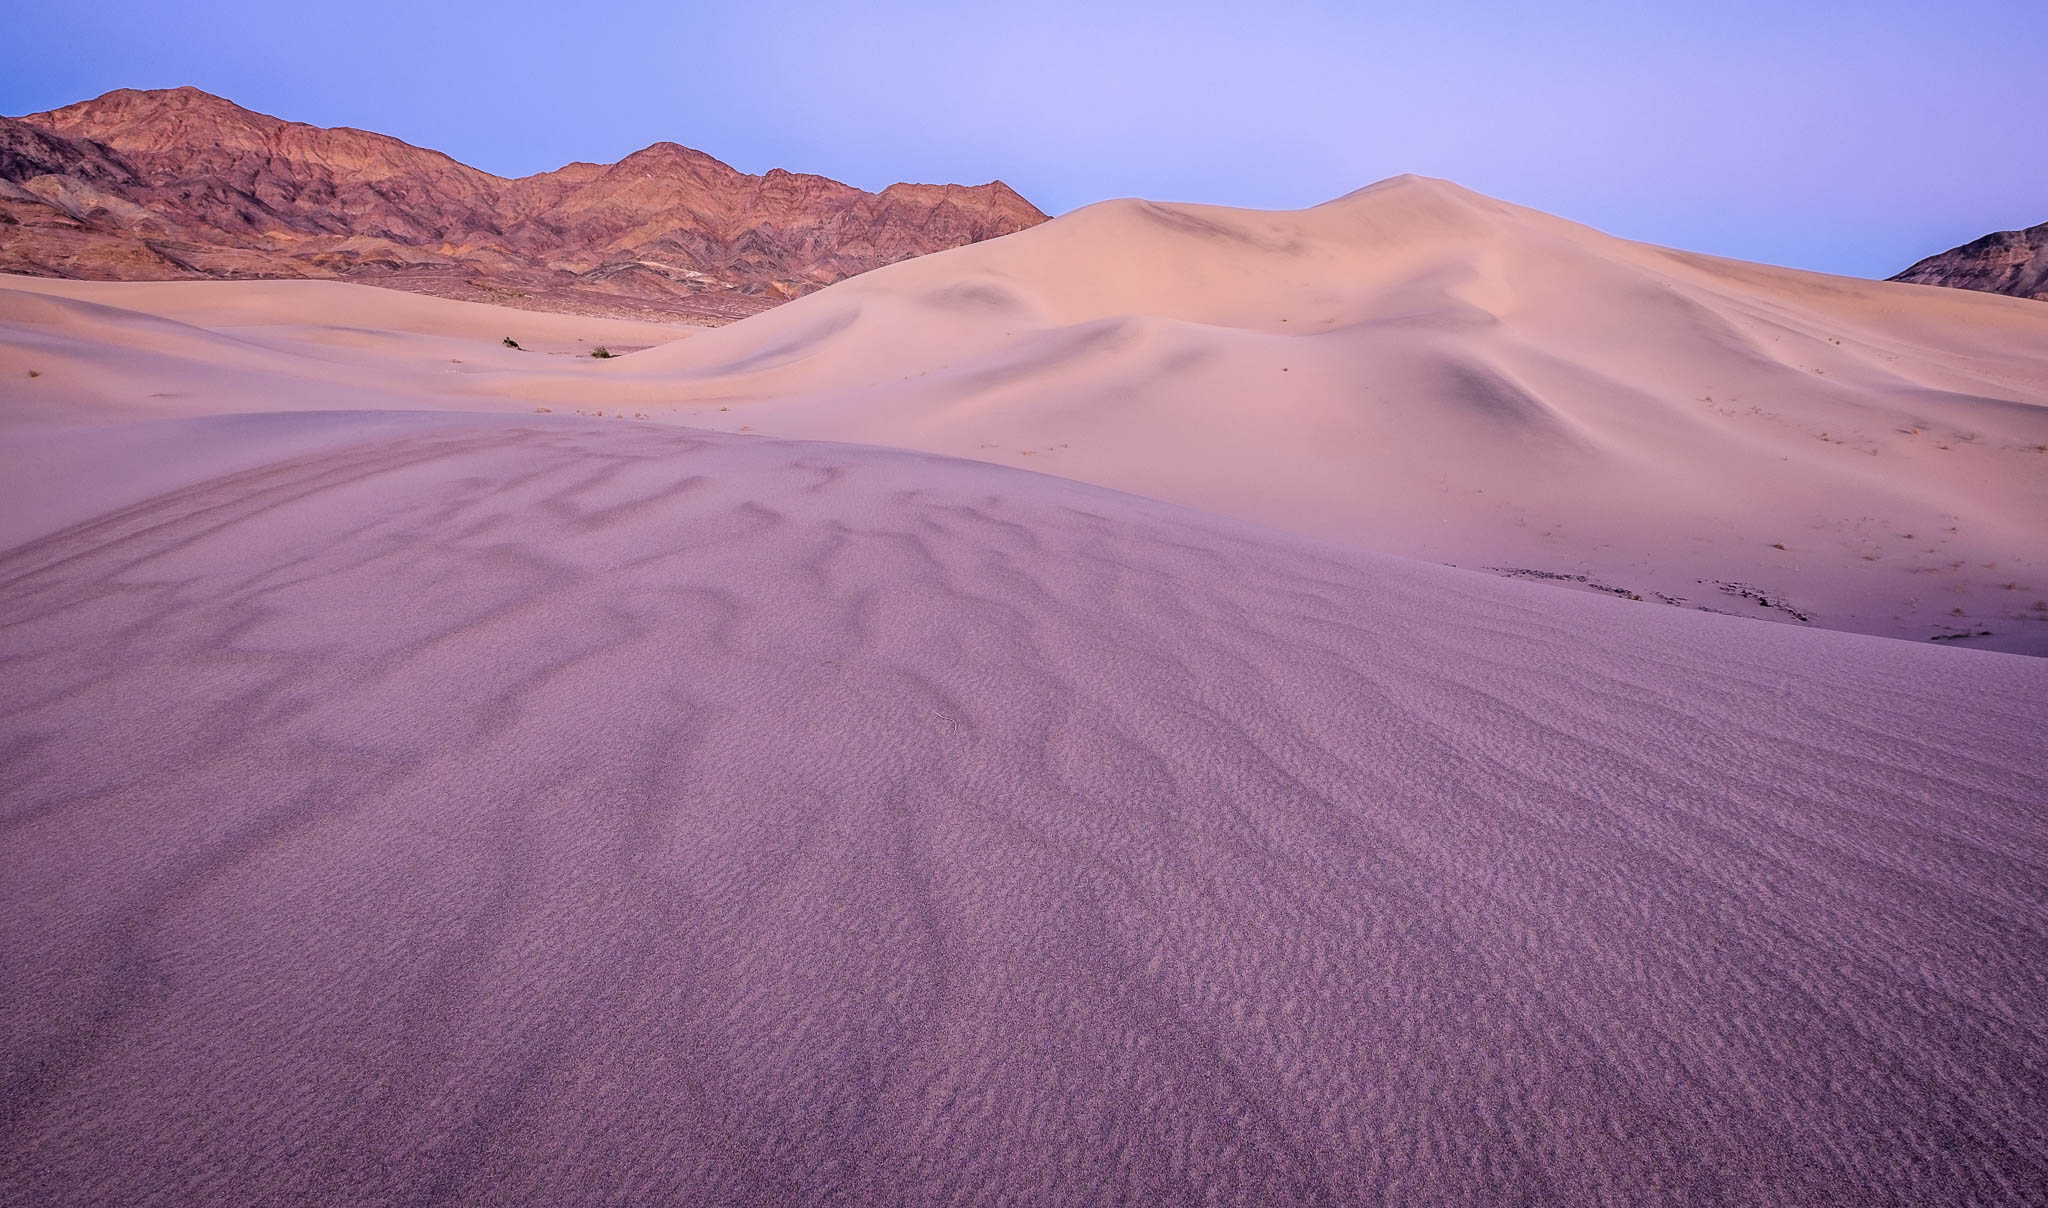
<box><xmin>3</xmin><ymin>420</ymin><xmax>2046</xmax><ymax>1204</ymax></box>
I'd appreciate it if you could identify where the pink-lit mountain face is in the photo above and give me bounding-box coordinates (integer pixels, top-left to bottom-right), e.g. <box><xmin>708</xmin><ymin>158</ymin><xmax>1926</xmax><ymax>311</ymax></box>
<box><xmin>0</xmin><ymin>87</ymin><xmax>1049</xmax><ymax>322</ymax></box>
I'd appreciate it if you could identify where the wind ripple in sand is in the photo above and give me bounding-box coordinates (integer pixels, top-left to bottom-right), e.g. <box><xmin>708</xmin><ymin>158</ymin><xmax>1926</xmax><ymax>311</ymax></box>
<box><xmin>2</xmin><ymin>420</ymin><xmax>2046</xmax><ymax>1205</ymax></box>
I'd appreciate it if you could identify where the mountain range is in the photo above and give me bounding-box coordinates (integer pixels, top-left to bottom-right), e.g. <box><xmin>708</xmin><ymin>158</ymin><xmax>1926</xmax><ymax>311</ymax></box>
<box><xmin>0</xmin><ymin>87</ymin><xmax>1048</xmax><ymax>322</ymax></box>
<box><xmin>7</xmin><ymin>86</ymin><xmax>2040</xmax><ymax>324</ymax></box>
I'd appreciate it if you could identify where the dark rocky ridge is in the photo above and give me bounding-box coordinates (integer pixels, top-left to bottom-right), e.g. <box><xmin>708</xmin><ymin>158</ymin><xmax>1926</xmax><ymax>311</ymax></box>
<box><xmin>1889</xmin><ymin>221</ymin><xmax>2048</xmax><ymax>302</ymax></box>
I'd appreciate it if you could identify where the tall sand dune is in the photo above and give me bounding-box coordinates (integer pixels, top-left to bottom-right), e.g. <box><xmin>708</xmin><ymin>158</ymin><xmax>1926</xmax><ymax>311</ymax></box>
<box><xmin>606</xmin><ymin>177</ymin><xmax>2048</xmax><ymax>651</ymax></box>
<box><xmin>3</xmin><ymin>417</ymin><xmax>2044</xmax><ymax>1204</ymax></box>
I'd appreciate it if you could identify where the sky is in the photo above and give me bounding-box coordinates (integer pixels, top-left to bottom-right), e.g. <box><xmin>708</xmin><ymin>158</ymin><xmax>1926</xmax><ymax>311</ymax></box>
<box><xmin>4</xmin><ymin>0</ymin><xmax>2042</xmax><ymax>279</ymax></box>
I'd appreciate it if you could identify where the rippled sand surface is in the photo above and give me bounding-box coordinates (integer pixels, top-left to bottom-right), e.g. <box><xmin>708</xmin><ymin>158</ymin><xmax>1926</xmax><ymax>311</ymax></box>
<box><xmin>5</xmin><ymin>421</ymin><xmax>2044</xmax><ymax>1204</ymax></box>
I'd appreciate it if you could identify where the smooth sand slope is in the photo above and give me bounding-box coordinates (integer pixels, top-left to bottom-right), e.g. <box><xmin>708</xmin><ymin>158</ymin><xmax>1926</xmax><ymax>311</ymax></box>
<box><xmin>0</xmin><ymin>274</ymin><xmax>700</xmax><ymax>352</ymax></box>
<box><xmin>0</xmin><ymin>277</ymin><xmax>694</xmax><ymax>545</ymax></box>
<box><xmin>3</xmin><ymin>417</ymin><xmax>2045</xmax><ymax>1205</ymax></box>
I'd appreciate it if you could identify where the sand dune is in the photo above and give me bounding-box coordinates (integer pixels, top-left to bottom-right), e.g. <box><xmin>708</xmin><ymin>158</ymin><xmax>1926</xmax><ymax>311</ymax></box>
<box><xmin>2</xmin><ymin>417</ymin><xmax>2044</xmax><ymax>1204</ymax></box>
<box><xmin>0</xmin><ymin>272</ymin><xmax>695</xmax><ymax>356</ymax></box>
<box><xmin>4</xmin><ymin>177</ymin><xmax>2048</xmax><ymax>1204</ymax></box>
<box><xmin>604</xmin><ymin>177</ymin><xmax>2048</xmax><ymax>651</ymax></box>
<box><xmin>9</xmin><ymin>177</ymin><xmax>2046</xmax><ymax>648</ymax></box>
<box><xmin>0</xmin><ymin>279</ymin><xmax>696</xmax><ymax>543</ymax></box>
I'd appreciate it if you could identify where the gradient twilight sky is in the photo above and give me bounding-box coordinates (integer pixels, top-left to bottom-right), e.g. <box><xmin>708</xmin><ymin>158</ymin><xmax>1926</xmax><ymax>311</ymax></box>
<box><xmin>4</xmin><ymin>0</ymin><xmax>2041</xmax><ymax>279</ymax></box>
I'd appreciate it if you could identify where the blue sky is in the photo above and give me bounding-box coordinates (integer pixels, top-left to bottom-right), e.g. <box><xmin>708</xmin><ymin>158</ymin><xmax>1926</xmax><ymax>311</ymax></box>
<box><xmin>4</xmin><ymin>0</ymin><xmax>2042</xmax><ymax>278</ymax></box>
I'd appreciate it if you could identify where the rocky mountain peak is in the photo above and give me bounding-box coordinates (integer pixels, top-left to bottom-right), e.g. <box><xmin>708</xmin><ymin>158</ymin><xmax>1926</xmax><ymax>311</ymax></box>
<box><xmin>1890</xmin><ymin>222</ymin><xmax>2048</xmax><ymax>302</ymax></box>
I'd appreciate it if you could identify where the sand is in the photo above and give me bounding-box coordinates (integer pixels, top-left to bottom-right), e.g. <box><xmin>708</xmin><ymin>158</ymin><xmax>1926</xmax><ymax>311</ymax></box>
<box><xmin>604</xmin><ymin>177</ymin><xmax>2048</xmax><ymax>651</ymax></box>
<box><xmin>0</xmin><ymin>280</ymin><xmax>695</xmax><ymax>545</ymax></box>
<box><xmin>3</xmin><ymin>179</ymin><xmax>2047</xmax><ymax>1204</ymax></box>
<box><xmin>9</xmin><ymin>177</ymin><xmax>2047</xmax><ymax>650</ymax></box>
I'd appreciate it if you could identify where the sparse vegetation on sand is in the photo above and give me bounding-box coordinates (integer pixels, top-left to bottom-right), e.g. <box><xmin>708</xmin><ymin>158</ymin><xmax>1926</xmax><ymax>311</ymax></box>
<box><xmin>591</xmin><ymin>345</ymin><xmax>614</xmax><ymax>359</ymax></box>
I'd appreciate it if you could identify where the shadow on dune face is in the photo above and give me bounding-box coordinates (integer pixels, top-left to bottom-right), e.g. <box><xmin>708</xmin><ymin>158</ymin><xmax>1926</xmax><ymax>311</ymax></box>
<box><xmin>1133</xmin><ymin>200</ymin><xmax>1267</xmax><ymax>245</ymax></box>
<box><xmin>942</xmin><ymin>316</ymin><xmax>1149</xmax><ymax>395</ymax></box>
<box><xmin>2</xmin><ymin>419</ymin><xmax>2044</xmax><ymax>1205</ymax></box>
<box><xmin>913</xmin><ymin>280</ymin><xmax>1034</xmax><ymax>318</ymax></box>
<box><xmin>1126</xmin><ymin>200</ymin><xmax>1309</xmax><ymax>256</ymax></box>
<box><xmin>1886</xmin><ymin>386</ymin><xmax>2048</xmax><ymax>442</ymax></box>
<box><xmin>669</xmin><ymin>303</ymin><xmax>862</xmax><ymax>377</ymax></box>
<box><xmin>1435</xmin><ymin>359</ymin><xmax>1590</xmax><ymax>449</ymax></box>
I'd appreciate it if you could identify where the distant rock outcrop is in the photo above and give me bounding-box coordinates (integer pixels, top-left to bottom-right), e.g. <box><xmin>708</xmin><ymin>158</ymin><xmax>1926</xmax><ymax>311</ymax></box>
<box><xmin>1889</xmin><ymin>222</ymin><xmax>2048</xmax><ymax>302</ymax></box>
<box><xmin>0</xmin><ymin>87</ymin><xmax>1049</xmax><ymax>322</ymax></box>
